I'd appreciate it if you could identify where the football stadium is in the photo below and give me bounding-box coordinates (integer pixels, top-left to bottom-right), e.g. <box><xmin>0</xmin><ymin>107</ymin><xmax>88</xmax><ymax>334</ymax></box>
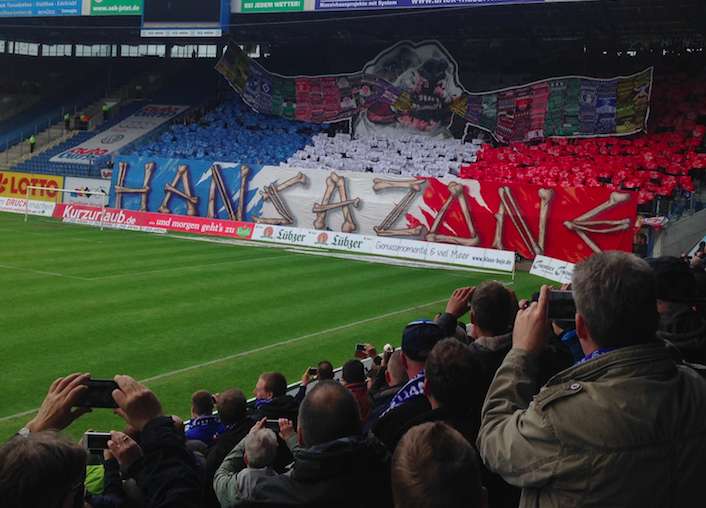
<box><xmin>1</xmin><ymin>1</ymin><xmax>706</xmax><ymax>507</ymax></box>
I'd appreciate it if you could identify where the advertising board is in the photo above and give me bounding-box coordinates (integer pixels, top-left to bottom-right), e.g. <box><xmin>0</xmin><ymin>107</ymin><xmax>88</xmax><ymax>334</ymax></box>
<box><xmin>50</xmin><ymin>105</ymin><xmax>188</xmax><ymax>165</ymax></box>
<box><xmin>0</xmin><ymin>171</ymin><xmax>64</xmax><ymax>202</ymax></box>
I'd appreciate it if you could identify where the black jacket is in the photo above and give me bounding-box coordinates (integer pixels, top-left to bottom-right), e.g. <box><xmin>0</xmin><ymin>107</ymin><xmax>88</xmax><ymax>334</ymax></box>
<box><xmin>249</xmin><ymin>395</ymin><xmax>300</xmax><ymax>426</ymax></box>
<box><xmin>248</xmin><ymin>395</ymin><xmax>300</xmax><ymax>473</ymax></box>
<box><xmin>241</xmin><ymin>435</ymin><xmax>392</xmax><ymax>507</ymax></box>
<box><xmin>658</xmin><ymin>306</ymin><xmax>706</xmax><ymax>364</ymax></box>
<box><xmin>372</xmin><ymin>395</ymin><xmax>431</xmax><ymax>451</ymax></box>
<box><xmin>204</xmin><ymin>417</ymin><xmax>255</xmax><ymax>508</ymax></box>
<box><xmin>127</xmin><ymin>416</ymin><xmax>203</xmax><ymax>508</ymax></box>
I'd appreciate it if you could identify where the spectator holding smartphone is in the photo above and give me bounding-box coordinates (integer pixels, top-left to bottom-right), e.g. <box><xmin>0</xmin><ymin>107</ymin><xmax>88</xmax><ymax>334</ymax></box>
<box><xmin>477</xmin><ymin>252</ymin><xmax>706</xmax><ymax>507</ymax></box>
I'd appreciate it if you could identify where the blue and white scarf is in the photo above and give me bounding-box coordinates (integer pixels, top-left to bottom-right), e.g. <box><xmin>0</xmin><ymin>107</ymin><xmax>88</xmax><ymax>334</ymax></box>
<box><xmin>382</xmin><ymin>370</ymin><xmax>425</xmax><ymax>417</ymax></box>
<box><xmin>578</xmin><ymin>347</ymin><xmax>618</xmax><ymax>365</ymax></box>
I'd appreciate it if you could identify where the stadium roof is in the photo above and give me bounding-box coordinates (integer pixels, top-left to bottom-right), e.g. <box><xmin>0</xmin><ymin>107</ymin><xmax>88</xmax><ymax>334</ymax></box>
<box><xmin>0</xmin><ymin>0</ymin><xmax>702</xmax><ymax>49</ymax></box>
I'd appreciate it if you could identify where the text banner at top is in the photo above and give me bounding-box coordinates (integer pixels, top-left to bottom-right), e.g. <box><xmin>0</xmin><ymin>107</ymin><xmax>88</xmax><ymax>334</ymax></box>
<box><xmin>236</xmin><ymin>0</ymin><xmax>590</xmax><ymax>13</ymax></box>
<box><xmin>0</xmin><ymin>0</ymin><xmax>142</xmax><ymax>17</ymax></box>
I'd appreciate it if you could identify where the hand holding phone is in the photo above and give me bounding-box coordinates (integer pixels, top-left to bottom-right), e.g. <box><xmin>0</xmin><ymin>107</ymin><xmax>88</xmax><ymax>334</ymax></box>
<box><xmin>78</xmin><ymin>380</ymin><xmax>119</xmax><ymax>408</ymax></box>
<box><xmin>84</xmin><ymin>431</ymin><xmax>111</xmax><ymax>450</ymax></box>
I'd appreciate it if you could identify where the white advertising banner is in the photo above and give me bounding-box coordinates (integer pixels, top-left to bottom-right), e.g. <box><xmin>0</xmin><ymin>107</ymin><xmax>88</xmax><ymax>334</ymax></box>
<box><xmin>50</xmin><ymin>105</ymin><xmax>188</xmax><ymax>165</ymax></box>
<box><xmin>0</xmin><ymin>197</ymin><xmax>55</xmax><ymax>217</ymax></box>
<box><xmin>530</xmin><ymin>255</ymin><xmax>575</xmax><ymax>284</ymax></box>
<box><xmin>252</xmin><ymin>223</ymin><xmax>515</xmax><ymax>273</ymax></box>
<box><xmin>63</xmin><ymin>177</ymin><xmax>111</xmax><ymax>207</ymax></box>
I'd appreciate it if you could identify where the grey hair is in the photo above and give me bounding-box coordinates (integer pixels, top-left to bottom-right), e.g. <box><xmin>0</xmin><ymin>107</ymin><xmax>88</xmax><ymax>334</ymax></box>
<box><xmin>244</xmin><ymin>428</ymin><xmax>278</xmax><ymax>468</ymax></box>
<box><xmin>572</xmin><ymin>251</ymin><xmax>658</xmax><ymax>348</ymax></box>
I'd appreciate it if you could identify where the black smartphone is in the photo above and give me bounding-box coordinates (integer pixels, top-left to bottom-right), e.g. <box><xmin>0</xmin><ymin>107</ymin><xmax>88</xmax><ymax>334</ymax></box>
<box><xmin>355</xmin><ymin>343</ymin><xmax>366</xmax><ymax>353</ymax></box>
<box><xmin>84</xmin><ymin>432</ymin><xmax>111</xmax><ymax>450</ymax></box>
<box><xmin>78</xmin><ymin>380</ymin><xmax>119</xmax><ymax>408</ymax></box>
<box><xmin>307</xmin><ymin>367</ymin><xmax>318</xmax><ymax>376</ymax></box>
<box><xmin>547</xmin><ymin>290</ymin><xmax>576</xmax><ymax>321</ymax></box>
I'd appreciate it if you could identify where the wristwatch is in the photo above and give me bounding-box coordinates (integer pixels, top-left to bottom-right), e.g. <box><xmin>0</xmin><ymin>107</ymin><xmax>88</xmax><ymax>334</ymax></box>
<box><xmin>17</xmin><ymin>427</ymin><xmax>31</xmax><ymax>438</ymax></box>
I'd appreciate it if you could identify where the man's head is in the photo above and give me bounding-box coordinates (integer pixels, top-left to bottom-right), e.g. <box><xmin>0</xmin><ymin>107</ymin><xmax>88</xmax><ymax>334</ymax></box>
<box><xmin>647</xmin><ymin>256</ymin><xmax>697</xmax><ymax>311</ymax></box>
<box><xmin>392</xmin><ymin>422</ymin><xmax>486</xmax><ymax>508</ymax></box>
<box><xmin>191</xmin><ymin>390</ymin><xmax>214</xmax><ymax>418</ymax></box>
<box><xmin>401</xmin><ymin>320</ymin><xmax>446</xmax><ymax>378</ymax></box>
<box><xmin>244</xmin><ymin>428</ymin><xmax>278</xmax><ymax>469</ymax></box>
<box><xmin>254</xmin><ymin>372</ymin><xmax>287</xmax><ymax>401</ymax></box>
<box><xmin>216</xmin><ymin>389</ymin><xmax>247</xmax><ymax>426</ymax></box>
<box><xmin>298</xmin><ymin>380</ymin><xmax>361</xmax><ymax>447</ymax></box>
<box><xmin>0</xmin><ymin>431</ymin><xmax>87</xmax><ymax>508</ymax></box>
<box><xmin>317</xmin><ymin>360</ymin><xmax>334</xmax><ymax>380</ymax></box>
<box><xmin>342</xmin><ymin>359</ymin><xmax>366</xmax><ymax>385</ymax></box>
<box><xmin>469</xmin><ymin>281</ymin><xmax>517</xmax><ymax>339</ymax></box>
<box><xmin>425</xmin><ymin>338</ymin><xmax>484</xmax><ymax>413</ymax></box>
<box><xmin>572</xmin><ymin>252</ymin><xmax>658</xmax><ymax>350</ymax></box>
<box><xmin>385</xmin><ymin>350</ymin><xmax>408</xmax><ymax>387</ymax></box>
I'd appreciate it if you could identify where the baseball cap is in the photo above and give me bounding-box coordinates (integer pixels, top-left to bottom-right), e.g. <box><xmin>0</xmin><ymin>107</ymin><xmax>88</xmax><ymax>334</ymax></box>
<box><xmin>402</xmin><ymin>320</ymin><xmax>445</xmax><ymax>362</ymax></box>
<box><xmin>646</xmin><ymin>256</ymin><xmax>696</xmax><ymax>302</ymax></box>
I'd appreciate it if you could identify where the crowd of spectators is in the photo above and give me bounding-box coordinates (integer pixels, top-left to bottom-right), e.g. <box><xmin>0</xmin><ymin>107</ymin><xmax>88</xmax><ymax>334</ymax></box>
<box><xmin>2</xmin><ymin>250</ymin><xmax>706</xmax><ymax>507</ymax></box>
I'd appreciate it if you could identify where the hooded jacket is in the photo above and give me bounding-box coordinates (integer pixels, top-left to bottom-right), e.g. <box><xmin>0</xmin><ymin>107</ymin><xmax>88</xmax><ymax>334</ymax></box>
<box><xmin>215</xmin><ymin>434</ymin><xmax>391</xmax><ymax>507</ymax></box>
<box><xmin>477</xmin><ymin>342</ymin><xmax>706</xmax><ymax>508</ymax></box>
<box><xmin>657</xmin><ymin>305</ymin><xmax>706</xmax><ymax>364</ymax></box>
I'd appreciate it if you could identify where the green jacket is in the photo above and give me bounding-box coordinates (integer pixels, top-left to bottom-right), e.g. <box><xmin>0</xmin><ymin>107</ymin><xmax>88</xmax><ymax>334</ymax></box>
<box><xmin>477</xmin><ymin>342</ymin><xmax>706</xmax><ymax>508</ymax></box>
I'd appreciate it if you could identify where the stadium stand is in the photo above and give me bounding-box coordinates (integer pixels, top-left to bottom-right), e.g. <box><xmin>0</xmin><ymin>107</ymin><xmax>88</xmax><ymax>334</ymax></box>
<box><xmin>3</xmin><ymin>2</ymin><xmax>706</xmax><ymax>507</ymax></box>
<box><xmin>285</xmin><ymin>132</ymin><xmax>483</xmax><ymax>176</ymax></box>
<box><xmin>125</xmin><ymin>93</ymin><xmax>324</xmax><ymax>164</ymax></box>
<box><xmin>11</xmin><ymin>101</ymin><xmax>147</xmax><ymax>177</ymax></box>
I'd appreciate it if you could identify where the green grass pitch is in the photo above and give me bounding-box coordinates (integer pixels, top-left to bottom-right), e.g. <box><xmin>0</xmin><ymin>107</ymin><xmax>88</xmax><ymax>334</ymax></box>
<box><xmin>0</xmin><ymin>211</ymin><xmax>549</xmax><ymax>442</ymax></box>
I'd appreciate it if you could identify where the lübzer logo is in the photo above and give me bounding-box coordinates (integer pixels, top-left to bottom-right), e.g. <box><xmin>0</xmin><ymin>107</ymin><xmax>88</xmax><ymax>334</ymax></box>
<box><xmin>263</xmin><ymin>226</ymin><xmax>274</xmax><ymax>238</ymax></box>
<box><xmin>100</xmin><ymin>134</ymin><xmax>125</xmax><ymax>144</ymax></box>
<box><xmin>316</xmin><ymin>232</ymin><xmax>329</xmax><ymax>245</ymax></box>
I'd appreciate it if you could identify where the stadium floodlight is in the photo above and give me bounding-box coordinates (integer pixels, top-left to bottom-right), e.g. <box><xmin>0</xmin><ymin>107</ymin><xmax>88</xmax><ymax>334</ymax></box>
<box><xmin>24</xmin><ymin>185</ymin><xmax>109</xmax><ymax>230</ymax></box>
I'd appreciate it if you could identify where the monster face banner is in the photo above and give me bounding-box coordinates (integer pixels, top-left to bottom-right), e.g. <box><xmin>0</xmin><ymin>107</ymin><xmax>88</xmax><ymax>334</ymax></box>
<box><xmin>216</xmin><ymin>40</ymin><xmax>653</xmax><ymax>143</ymax></box>
<box><xmin>110</xmin><ymin>156</ymin><xmax>638</xmax><ymax>262</ymax></box>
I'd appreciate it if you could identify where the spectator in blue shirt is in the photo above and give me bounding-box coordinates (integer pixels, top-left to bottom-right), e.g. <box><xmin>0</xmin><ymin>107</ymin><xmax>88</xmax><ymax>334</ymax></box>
<box><xmin>184</xmin><ymin>390</ymin><xmax>224</xmax><ymax>447</ymax></box>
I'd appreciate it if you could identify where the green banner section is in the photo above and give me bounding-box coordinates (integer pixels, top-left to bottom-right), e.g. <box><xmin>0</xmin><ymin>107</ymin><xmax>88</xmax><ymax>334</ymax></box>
<box><xmin>240</xmin><ymin>0</ymin><xmax>305</xmax><ymax>13</ymax></box>
<box><xmin>90</xmin><ymin>0</ymin><xmax>142</xmax><ymax>16</ymax></box>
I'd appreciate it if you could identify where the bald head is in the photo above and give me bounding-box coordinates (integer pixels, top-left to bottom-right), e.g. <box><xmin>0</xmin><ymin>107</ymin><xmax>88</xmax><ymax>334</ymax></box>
<box><xmin>298</xmin><ymin>380</ymin><xmax>361</xmax><ymax>447</ymax></box>
<box><xmin>387</xmin><ymin>350</ymin><xmax>408</xmax><ymax>387</ymax></box>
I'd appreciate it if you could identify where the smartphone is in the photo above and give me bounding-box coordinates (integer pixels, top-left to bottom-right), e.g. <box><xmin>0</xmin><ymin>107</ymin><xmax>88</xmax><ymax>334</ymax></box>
<box><xmin>84</xmin><ymin>432</ymin><xmax>111</xmax><ymax>450</ymax></box>
<box><xmin>355</xmin><ymin>343</ymin><xmax>366</xmax><ymax>353</ymax></box>
<box><xmin>78</xmin><ymin>380</ymin><xmax>119</xmax><ymax>408</ymax></box>
<box><xmin>307</xmin><ymin>367</ymin><xmax>318</xmax><ymax>376</ymax></box>
<box><xmin>547</xmin><ymin>290</ymin><xmax>576</xmax><ymax>321</ymax></box>
<box><xmin>265</xmin><ymin>419</ymin><xmax>280</xmax><ymax>432</ymax></box>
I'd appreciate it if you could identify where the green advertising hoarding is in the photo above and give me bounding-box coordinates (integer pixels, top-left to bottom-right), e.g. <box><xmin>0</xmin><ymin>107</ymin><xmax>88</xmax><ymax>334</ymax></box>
<box><xmin>91</xmin><ymin>0</ymin><xmax>142</xmax><ymax>16</ymax></box>
<box><xmin>240</xmin><ymin>0</ymin><xmax>305</xmax><ymax>13</ymax></box>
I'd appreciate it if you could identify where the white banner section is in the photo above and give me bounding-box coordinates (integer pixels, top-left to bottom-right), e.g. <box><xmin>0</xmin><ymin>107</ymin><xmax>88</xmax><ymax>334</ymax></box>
<box><xmin>63</xmin><ymin>177</ymin><xmax>111</xmax><ymax>207</ymax></box>
<box><xmin>252</xmin><ymin>224</ymin><xmax>515</xmax><ymax>273</ymax></box>
<box><xmin>530</xmin><ymin>255</ymin><xmax>575</xmax><ymax>284</ymax></box>
<box><xmin>51</xmin><ymin>105</ymin><xmax>188</xmax><ymax>165</ymax></box>
<box><xmin>0</xmin><ymin>197</ymin><xmax>55</xmax><ymax>217</ymax></box>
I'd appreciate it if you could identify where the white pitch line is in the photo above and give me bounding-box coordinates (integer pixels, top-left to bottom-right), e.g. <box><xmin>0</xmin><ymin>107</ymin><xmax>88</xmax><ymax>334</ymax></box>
<box><xmin>0</xmin><ymin>297</ymin><xmax>448</xmax><ymax>424</ymax></box>
<box><xmin>88</xmin><ymin>252</ymin><xmax>295</xmax><ymax>281</ymax></box>
<box><xmin>0</xmin><ymin>263</ymin><xmax>91</xmax><ymax>281</ymax></box>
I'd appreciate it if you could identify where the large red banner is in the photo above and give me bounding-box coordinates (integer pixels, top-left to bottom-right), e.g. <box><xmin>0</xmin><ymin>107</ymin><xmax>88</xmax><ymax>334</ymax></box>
<box><xmin>408</xmin><ymin>178</ymin><xmax>637</xmax><ymax>263</ymax></box>
<box><xmin>52</xmin><ymin>204</ymin><xmax>255</xmax><ymax>240</ymax></box>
